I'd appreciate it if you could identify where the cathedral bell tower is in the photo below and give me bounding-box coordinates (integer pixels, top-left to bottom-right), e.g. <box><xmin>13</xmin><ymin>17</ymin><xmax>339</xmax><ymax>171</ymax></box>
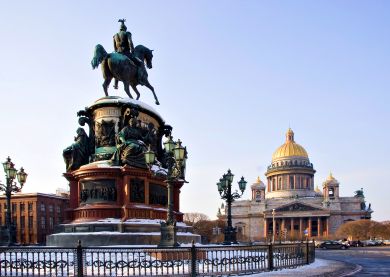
<box><xmin>322</xmin><ymin>173</ymin><xmax>340</xmax><ymax>200</ymax></box>
<box><xmin>251</xmin><ymin>177</ymin><xmax>265</xmax><ymax>202</ymax></box>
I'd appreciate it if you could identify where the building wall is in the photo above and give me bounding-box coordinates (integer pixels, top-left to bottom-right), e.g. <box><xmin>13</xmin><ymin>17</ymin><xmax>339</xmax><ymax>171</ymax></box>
<box><xmin>0</xmin><ymin>193</ymin><xmax>69</xmax><ymax>245</ymax></box>
<box><xmin>231</xmin><ymin>195</ymin><xmax>371</xmax><ymax>241</ymax></box>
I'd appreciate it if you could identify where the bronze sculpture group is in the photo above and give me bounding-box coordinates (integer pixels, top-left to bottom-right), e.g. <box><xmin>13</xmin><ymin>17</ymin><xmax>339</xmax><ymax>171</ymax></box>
<box><xmin>91</xmin><ymin>19</ymin><xmax>160</xmax><ymax>105</ymax></box>
<box><xmin>63</xmin><ymin>20</ymin><xmax>171</xmax><ymax>172</ymax></box>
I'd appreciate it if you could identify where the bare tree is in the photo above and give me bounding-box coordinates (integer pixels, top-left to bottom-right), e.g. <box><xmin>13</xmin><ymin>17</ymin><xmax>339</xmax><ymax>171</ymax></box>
<box><xmin>336</xmin><ymin>219</ymin><xmax>390</xmax><ymax>240</ymax></box>
<box><xmin>183</xmin><ymin>212</ymin><xmax>210</xmax><ymax>225</ymax></box>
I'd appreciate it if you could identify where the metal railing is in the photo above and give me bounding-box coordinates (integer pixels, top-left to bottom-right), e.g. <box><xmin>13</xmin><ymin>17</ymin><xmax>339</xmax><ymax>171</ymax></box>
<box><xmin>0</xmin><ymin>241</ymin><xmax>315</xmax><ymax>276</ymax></box>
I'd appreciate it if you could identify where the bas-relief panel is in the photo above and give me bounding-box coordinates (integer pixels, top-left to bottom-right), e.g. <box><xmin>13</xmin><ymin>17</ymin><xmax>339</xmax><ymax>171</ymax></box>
<box><xmin>94</xmin><ymin>108</ymin><xmax>121</xmax><ymax>119</ymax></box>
<box><xmin>80</xmin><ymin>179</ymin><xmax>117</xmax><ymax>203</ymax></box>
<box><xmin>149</xmin><ymin>183</ymin><xmax>167</xmax><ymax>206</ymax></box>
<box><xmin>130</xmin><ymin>178</ymin><xmax>145</xmax><ymax>203</ymax></box>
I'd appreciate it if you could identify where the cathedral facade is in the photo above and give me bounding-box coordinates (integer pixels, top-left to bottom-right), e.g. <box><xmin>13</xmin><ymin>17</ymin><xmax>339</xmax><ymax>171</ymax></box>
<box><xmin>230</xmin><ymin>128</ymin><xmax>372</xmax><ymax>241</ymax></box>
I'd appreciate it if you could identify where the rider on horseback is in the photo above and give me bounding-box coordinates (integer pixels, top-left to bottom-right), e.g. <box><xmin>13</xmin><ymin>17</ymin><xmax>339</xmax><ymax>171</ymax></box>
<box><xmin>113</xmin><ymin>19</ymin><xmax>146</xmax><ymax>88</ymax></box>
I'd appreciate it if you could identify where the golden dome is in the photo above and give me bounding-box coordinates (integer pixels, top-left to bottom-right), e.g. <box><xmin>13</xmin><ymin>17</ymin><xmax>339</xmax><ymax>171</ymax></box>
<box><xmin>272</xmin><ymin>128</ymin><xmax>308</xmax><ymax>161</ymax></box>
<box><xmin>327</xmin><ymin>172</ymin><xmax>335</xmax><ymax>181</ymax></box>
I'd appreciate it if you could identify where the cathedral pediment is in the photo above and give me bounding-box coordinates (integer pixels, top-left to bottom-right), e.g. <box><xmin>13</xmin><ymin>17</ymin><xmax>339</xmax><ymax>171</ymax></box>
<box><xmin>274</xmin><ymin>202</ymin><xmax>323</xmax><ymax>212</ymax></box>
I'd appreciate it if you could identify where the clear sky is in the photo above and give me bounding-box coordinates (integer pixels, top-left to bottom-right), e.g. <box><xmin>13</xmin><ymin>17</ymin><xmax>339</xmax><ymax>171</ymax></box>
<box><xmin>0</xmin><ymin>1</ymin><xmax>389</xmax><ymax>221</ymax></box>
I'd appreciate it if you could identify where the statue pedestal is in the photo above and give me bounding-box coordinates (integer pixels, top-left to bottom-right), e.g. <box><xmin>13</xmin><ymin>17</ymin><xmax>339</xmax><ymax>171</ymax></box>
<box><xmin>46</xmin><ymin>219</ymin><xmax>200</xmax><ymax>246</ymax></box>
<box><xmin>65</xmin><ymin>161</ymin><xmax>184</xmax><ymax>223</ymax></box>
<box><xmin>54</xmin><ymin>97</ymin><xmax>193</xmax><ymax>246</ymax></box>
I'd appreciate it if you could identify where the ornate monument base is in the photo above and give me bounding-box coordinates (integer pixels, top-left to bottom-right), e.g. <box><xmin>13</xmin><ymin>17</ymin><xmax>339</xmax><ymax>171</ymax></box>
<box><xmin>47</xmin><ymin>219</ymin><xmax>200</xmax><ymax>246</ymax></box>
<box><xmin>52</xmin><ymin>96</ymin><xmax>196</xmax><ymax>246</ymax></box>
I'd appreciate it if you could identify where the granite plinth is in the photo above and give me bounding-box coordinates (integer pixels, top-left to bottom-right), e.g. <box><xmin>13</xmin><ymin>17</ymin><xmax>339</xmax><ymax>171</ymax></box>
<box><xmin>46</xmin><ymin>219</ymin><xmax>201</xmax><ymax>246</ymax></box>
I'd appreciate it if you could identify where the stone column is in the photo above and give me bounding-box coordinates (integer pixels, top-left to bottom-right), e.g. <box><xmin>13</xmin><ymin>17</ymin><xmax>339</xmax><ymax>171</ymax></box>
<box><xmin>299</xmin><ymin>218</ymin><xmax>303</xmax><ymax>237</ymax></box>
<box><xmin>317</xmin><ymin>217</ymin><xmax>321</xmax><ymax>237</ymax></box>
<box><xmin>287</xmin><ymin>175</ymin><xmax>290</xmax><ymax>189</ymax></box>
<box><xmin>290</xmin><ymin>218</ymin><xmax>294</xmax><ymax>237</ymax></box>
<box><xmin>326</xmin><ymin>217</ymin><xmax>329</xmax><ymax>237</ymax></box>
<box><xmin>281</xmin><ymin>218</ymin><xmax>285</xmax><ymax>239</ymax></box>
<box><xmin>308</xmin><ymin>217</ymin><xmax>312</xmax><ymax>237</ymax></box>
<box><xmin>264</xmin><ymin>218</ymin><xmax>268</xmax><ymax>238</ymax></box>
<box><xmin>294</xmin><ymin>175</ymin><xmax>296</xmax><ymax>189</ymax></box>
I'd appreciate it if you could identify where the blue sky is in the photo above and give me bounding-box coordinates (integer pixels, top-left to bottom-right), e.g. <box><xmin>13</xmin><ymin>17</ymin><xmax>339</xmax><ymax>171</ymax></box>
<box><xmin>0</xmin><ymin>1</ymin><xmax>389</xmax><ymax>221</ymax></box>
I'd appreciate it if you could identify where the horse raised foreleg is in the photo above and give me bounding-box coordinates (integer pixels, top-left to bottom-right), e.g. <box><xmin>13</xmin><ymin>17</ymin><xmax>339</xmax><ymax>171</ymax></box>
<box><xmin>102</xmin><ymin>78</ymin><xmax>112</xmax><ymax>96</ymax></box>
<box><xmin>130</xmin><ymin>84</ymin><xmax>141</xmax><ymax>100</ymax></box>
<box><xmin>124</xmin><ymin>82</ymin><xmax>134</xmax><ymax>99</ymax></box>
<box><xmin>144</xmin><ymin>80</ymin><xmax>160</xmax><ymax>105</ymax></box>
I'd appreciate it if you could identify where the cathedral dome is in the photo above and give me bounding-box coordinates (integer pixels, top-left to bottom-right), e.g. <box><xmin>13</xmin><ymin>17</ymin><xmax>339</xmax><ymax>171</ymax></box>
<box><xmin>272</xmin><ymin>128</ymin><xmax>308</xmax><ymax>161</ymax></box>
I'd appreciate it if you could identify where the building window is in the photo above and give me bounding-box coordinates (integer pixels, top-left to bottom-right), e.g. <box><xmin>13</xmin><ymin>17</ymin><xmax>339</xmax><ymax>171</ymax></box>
<box><xmin>41</xmin><ymin>216</ymin><xmax>46</xmax><ymax>229</ymax></box>
<box><xmin>49</xmin><ymin>217</ymin><xmax>54</xmax><ymax>229</ymax></box>
<box><xmin>12</xmin><ymin>203</ymin><xmax>17</xmax><ymax>214</ymax></box>
<box><xmin>40</xmin><ymin>204</ymin><xmax>45</xmax><ymax>212</ymax></box>
<box><xmin>56</xmin><ymin>206</ymin><xmax>61</xmax><ymax>214</ymax></box>
<box><xmin>49</xmin><ymin>205</ymin><xmax>53</xmax><ymax>213</ymax></box>
<box><xmin>20</xmin><ymin>203</ymin><xmax>25</xmax><ymax>214</ymax></box>
<box><xmin>290</xmin><ymin>176</ymin><xmax>294</xmax><ymax>189</ymax></box>
<box><xmin>28</xmin><ymin>202</ymin><xmax>33</xmax><ymax>212</ymax></box>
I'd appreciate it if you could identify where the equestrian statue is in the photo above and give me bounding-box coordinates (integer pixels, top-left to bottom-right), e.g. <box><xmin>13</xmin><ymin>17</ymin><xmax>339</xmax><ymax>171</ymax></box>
<box><xmin>91</xmin><ymin>19</ymin><xmax>160</xmax><ymax>105</ymax></box>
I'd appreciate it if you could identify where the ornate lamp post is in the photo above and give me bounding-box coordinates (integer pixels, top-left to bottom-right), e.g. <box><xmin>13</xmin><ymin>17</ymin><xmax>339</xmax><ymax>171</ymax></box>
<box><xmin>0</xmin><ymin>157</ymin><xmax>27</xmax><ymax>246</ymax></box>
<box><xmin>217</xmin><ymin>169</ymin><xmax>247</xmax><ymax>245</ymax></box>
<box><xmin>145</xmin><ymin>136</ymin><xmax>187</xmax><ymax>247</ymax></box>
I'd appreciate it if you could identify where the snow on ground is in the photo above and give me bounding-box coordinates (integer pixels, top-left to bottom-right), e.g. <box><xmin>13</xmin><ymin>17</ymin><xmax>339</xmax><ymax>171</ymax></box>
<box><xmin>249</xmin><ymin>258</ymin><xmax>340</xmax><ymax>276</ymax></box>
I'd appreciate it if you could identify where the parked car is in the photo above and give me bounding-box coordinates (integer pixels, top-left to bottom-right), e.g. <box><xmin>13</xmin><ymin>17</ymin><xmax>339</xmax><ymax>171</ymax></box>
<box><xmin>361</xmin><ymin>240</ymin><xmax>376</xmax><ymax>246</ymax></box>
<box><xmin>318</xmin><ymin>240</ymin><xmax>349</xmax><ymax>250</ymax></box>
<box><xmin>383</xmin><ymin>240</ymin><xmax>390</xmax><ymax>245</ymax></box>
<box><xmin>338</xmin><ymin>240</ymin><xmax>350</xmax><ymax>247</ymax></box>
<box><xmin>374</xmin><ymin>240</ymin><xmax>385</xmax><ymax>246</ymax></box>
<box><xmin>350</xmin><ymin>240</ymin><xmax>364</xmax><ymax>247</ymax></box>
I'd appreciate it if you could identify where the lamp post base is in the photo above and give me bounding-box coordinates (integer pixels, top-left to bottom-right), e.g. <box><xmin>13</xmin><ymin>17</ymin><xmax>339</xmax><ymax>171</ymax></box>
<box><xmin>158</xmin><ymin>221</ymin><xmax>179</xmax><ymax>247</ymax></box>
<box><xmin>223</xmin><ymin>227</ymin><xmax>238</xmax><ymax>245</ymax></box>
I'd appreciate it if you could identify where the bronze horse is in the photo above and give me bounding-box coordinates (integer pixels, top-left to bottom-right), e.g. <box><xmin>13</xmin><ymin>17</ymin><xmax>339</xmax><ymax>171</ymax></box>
<box><xmin>91</xmin><ymin>44</ymin><xmax>160</xmax><ymax>105</ymax></box>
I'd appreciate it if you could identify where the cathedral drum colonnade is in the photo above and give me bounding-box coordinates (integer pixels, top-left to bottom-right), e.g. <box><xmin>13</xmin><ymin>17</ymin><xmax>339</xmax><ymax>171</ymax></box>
<box><xmin>230</xmin><ymin>128</ymin><xmax>372</xmax><ymax>241</ymax></box>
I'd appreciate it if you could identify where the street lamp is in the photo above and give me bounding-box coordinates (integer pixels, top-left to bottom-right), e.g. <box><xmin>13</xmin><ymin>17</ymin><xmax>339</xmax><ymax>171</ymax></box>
<box><xmin>0</xmin><ymin>157</ymin><xmax>27</xmax><ymax>246</ymax></box>
<box><xmin>144</xmin><ymin>136</ymin><xmax>187</xmax><ymax>247</ymax></box>
<box><xmin>272</xmin><ymin>209</ymin><xmax>276</xmax><ymax>244</ymax></box>
<box><xmin>217</xmin><ymin>169</ymin><xmax>247</xmax><ymax>245</ymax></box>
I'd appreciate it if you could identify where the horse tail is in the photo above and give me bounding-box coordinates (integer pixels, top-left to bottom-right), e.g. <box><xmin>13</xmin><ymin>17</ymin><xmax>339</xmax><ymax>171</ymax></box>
<box><xmin>91</xmin><ymin>44</ymin><xmax>108</xmax><ymax>69</ymax></box>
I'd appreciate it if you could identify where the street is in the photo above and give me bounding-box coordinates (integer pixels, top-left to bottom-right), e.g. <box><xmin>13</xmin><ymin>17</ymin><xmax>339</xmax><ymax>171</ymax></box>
<box><xmin>316</xmin><ymin>246</ymin><xmax>390</xmax><ymax>276</ymax></box>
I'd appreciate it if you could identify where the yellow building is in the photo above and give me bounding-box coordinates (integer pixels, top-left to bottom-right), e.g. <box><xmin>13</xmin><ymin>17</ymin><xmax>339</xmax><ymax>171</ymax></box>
<box><xmin>231</xmin><ymin>128</ymin><xmax>372</xmax><ymax>241</ymax></box>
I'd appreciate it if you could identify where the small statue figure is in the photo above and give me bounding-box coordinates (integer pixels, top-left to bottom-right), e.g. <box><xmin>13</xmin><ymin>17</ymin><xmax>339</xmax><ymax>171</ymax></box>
<box><xmin>113</xmin><ymin>19</ymin><xmax>140</xmax><ymax>89</ymax></box>
<box><xmin>354</xmin><ymin>188</ymin><xmax>364</xmax><ymax>198</ymax></box>
<box><xmin>111</xmin><ymin>117</ymin><xmax>147</xmax><ymax>168</ymax></box>
<box><xmin>63</xmin><ymin>128</ymin><xmax>90</xmax><ymax>172</ymax></box>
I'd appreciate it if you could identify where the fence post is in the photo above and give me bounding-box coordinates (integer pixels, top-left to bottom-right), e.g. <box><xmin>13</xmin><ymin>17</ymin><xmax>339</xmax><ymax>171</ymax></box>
<box><xmin>191</xmin><ymin>240</ymin><xmax>197</xmax><ymax>277</ymax></box>
<box><xmin>76</xmin><ymin>240</ymin><xmax>84</xmax><ymax>277</ymax></box>
<box><xmin>306</xmin><ymin>240</ymin><xmax>309</xmax><ymax>265</ymax></box>
<box><xmin>268</xmin><ymin>243</ymin><xmax>274</xmax><ymax>271</ymax></box>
